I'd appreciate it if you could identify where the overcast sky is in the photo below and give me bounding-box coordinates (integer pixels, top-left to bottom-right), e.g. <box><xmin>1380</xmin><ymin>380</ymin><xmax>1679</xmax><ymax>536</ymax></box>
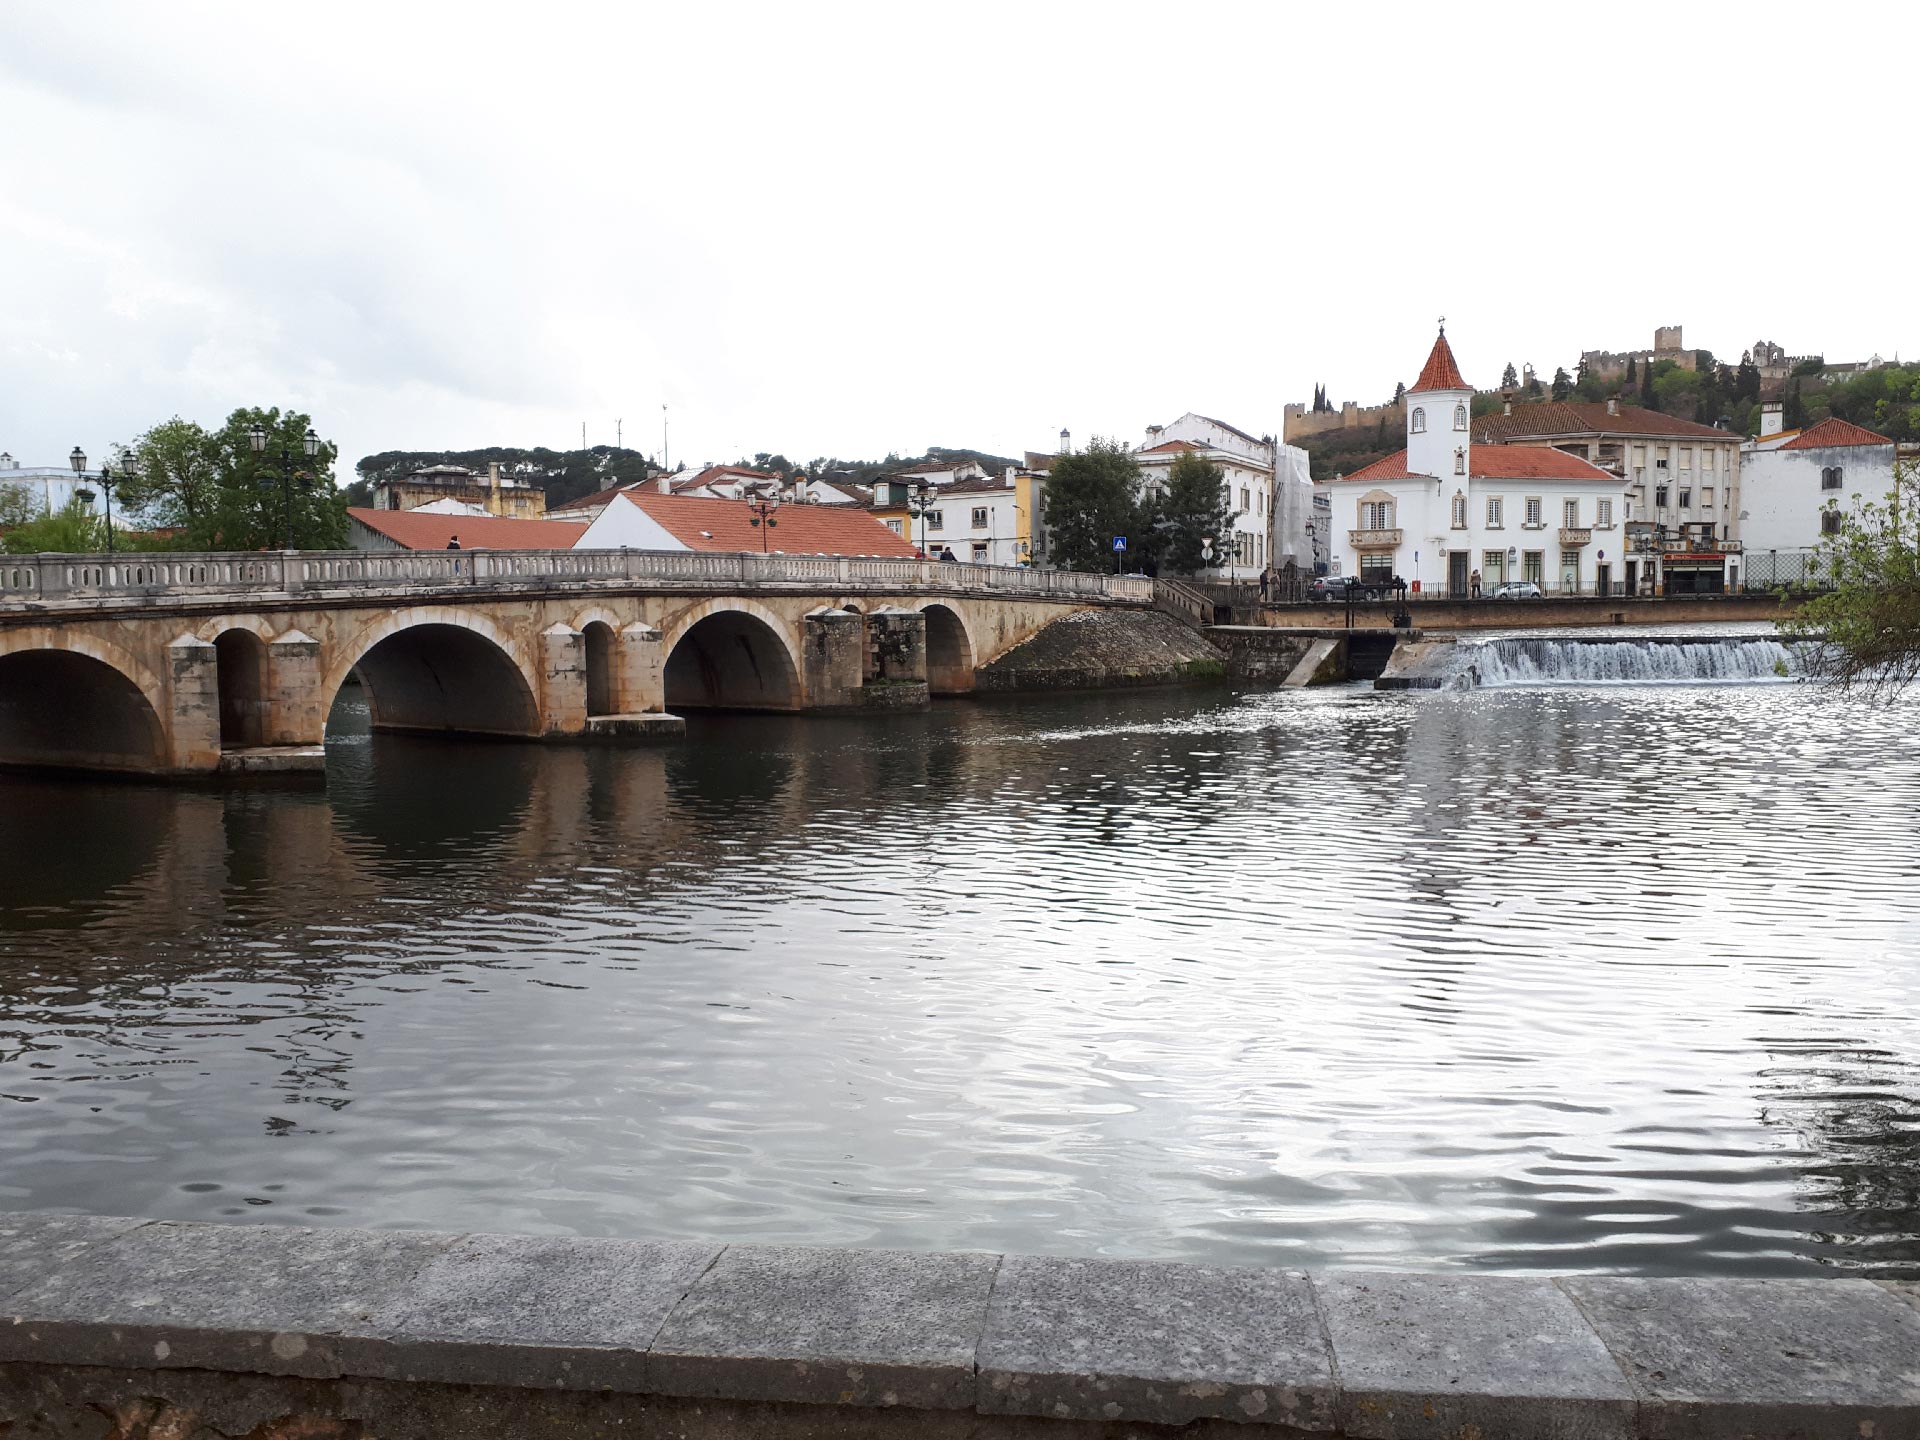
<box><xmin>2</xmin><ymin>2</ymin><xmax>1912</xmax><ymax>479</ymax></box>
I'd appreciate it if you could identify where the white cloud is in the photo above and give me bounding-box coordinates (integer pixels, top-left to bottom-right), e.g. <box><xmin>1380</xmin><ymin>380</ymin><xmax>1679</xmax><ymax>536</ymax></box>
<box><xmin>0</xmin><ymin>0</ymin><xmax>1911</xmax><ymax>479</ymax></box>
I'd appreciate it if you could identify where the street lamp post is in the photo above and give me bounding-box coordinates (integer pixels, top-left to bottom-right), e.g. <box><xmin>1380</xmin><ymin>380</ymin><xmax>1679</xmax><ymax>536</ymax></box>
<box><xmin>68</xmin><ymin>445</ymin><xmax>128</xmax><ymax>554</ymax></box>
<box><xmin>249</xmin><ymin>422</ymin><xmax>321</xmax><ymax>550</ymax></box>
<box><xmin>906</xmin><ymin>481</ymin><xmax>940</xmax><ymax>558</ymax></box>
<box><xmin>746</xmin><ymin>489</ymin><xmax>781</xmax><ymax>553</ymax></box>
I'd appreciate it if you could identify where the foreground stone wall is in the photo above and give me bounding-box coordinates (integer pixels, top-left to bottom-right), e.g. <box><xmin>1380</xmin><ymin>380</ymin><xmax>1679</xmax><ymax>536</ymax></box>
<box><xmin>3</xmin><ymin>1214</ymin><xmax>1918</xmax><ymax>1440</ymax></box>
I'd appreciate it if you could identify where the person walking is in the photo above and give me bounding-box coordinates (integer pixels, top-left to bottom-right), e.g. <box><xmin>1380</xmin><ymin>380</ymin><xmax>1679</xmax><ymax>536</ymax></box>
<box><xmin>445</xmin><ymin>535</ymin><xmax>461</xmax><ymax>550</ymax></box>
<box><xmin>1469</xmin><ymin>567</ymin><xmax>1482</xmax><ymax>599</ymax></box>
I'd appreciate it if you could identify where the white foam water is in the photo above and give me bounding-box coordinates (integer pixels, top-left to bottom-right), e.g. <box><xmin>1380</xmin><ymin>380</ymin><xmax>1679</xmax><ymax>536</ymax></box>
<box><xmin>1460</xmin><ymin>636</ymin><xmax>1802</xmax><ymax>688</ymax></box>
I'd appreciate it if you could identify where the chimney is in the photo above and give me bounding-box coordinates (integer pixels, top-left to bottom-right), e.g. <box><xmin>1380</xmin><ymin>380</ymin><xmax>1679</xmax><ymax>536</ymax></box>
<box><xmin>1503</xmin><ymin>395</ymin><xmax>1513</xmax><ymax>416</ymax></box>
<box><xmin>1606</xmin><ymin>398</ymin><xmax>1619</xmax><ymax>417</ymax></box>
<box><xmin>1760</xmin><ymin>402</ymin><xmax>1785</xmax><ymax>437</ymax></box>
<box><xmin>657</xmin><ymin>472</ymin><xmax>672</xmax><ymax>494</ymax></box>
<box><xmin>488</xmin><ymin>461</ymin><xmax>503</xmax><ymax>515</ymax></box>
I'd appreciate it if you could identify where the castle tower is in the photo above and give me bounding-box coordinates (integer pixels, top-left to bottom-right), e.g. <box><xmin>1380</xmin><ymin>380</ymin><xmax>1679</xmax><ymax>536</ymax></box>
<box><xmin>1406</xmin><ymin>320</ymin><xmax>1472</xmax><ymax>485</ymax></box>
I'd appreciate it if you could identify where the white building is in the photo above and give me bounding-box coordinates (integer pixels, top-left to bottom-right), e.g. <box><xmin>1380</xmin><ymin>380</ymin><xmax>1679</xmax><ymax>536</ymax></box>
<box><xmin>0</xmin><ymin>452</ymin><xmax>107</xmax><ymax>518</ymax></box>
<box><xmin>1740</xmin><ymin>415</ymin><xmax>1900</xmax><ymax>582</ymax></box>
<box><xmin>1332</xmin><ymin>328</ymin><xmax>1631</xmax><ymax>597</ymax></box>
<box><xmin>1135</xmin><ymin>413</ymin><xmax>1284</xmax><ymax>580</ymax></box>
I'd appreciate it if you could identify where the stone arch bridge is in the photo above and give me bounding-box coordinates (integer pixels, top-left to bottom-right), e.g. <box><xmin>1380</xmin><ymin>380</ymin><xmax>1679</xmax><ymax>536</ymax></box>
<box><xmin>0</xmin><ymin>548</ymin><xmax>1152</xmax><ymax>779</ymax></box>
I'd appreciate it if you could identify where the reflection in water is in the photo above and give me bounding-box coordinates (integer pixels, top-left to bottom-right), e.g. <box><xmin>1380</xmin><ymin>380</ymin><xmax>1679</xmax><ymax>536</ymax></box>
<box><xmin>1</xmin><ymin>683</ymin><xmax>1917</xmax><ymax>1276</ymax></box>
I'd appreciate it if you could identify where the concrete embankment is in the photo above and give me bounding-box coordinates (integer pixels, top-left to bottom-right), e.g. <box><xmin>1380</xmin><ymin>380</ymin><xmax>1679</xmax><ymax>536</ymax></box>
<box><xmin>3</xmin><ymin>1213</ymin><xmax>1918</xmax><ymax>1438</ymax></box>
<box><xmin>973</xmin><ymin>608</ymin><xmax>1225</xmax><ymax>693</ymax></box>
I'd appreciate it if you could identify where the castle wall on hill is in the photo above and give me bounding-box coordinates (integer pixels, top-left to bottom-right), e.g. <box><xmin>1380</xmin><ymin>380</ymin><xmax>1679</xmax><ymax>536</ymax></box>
<box><xmin>1283</xmin><ymin>398</ymin><xmax>1406</xmax><ymax>444</ymax></box>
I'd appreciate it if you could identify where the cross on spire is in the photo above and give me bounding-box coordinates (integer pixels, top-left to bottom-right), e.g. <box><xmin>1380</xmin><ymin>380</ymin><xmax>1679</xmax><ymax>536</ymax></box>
<box><xmin>1438</xmin><ymin>315</ymin><xmax>1446</xmax><ymax>335</ymax></box>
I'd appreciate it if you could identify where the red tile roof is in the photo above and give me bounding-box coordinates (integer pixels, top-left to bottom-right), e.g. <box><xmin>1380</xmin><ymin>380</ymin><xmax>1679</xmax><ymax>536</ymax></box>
<box><xmin>348</xmin><ymin>508</ymin><xmax>589</xmax><ymax>550</ymax></box>
<box><xmin>1779</xmin><ymin>416</ymin><xmax>1893</xmax><ymax>450</ymax></box>
<box><xmin>1409</xmin><ymin>331</ymin><xmax>1471</xmax><ymax>394</ymax></box>
<box><xmin>1335</xmin><ymin>446</ymin><xmax>1614</xmax><ymax>483</ymax></box>
<box><xmin>1473</xmin><ymin>402</ymin><xmax>1731</xmax><ymax>441</ymax></box>
<box><xmin>614</xmin><ymin>492</ymin><xmax>919</xmax><ymax>557</ymax></box>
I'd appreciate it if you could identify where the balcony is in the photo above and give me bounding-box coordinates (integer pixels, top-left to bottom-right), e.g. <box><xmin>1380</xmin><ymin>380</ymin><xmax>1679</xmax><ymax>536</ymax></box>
<box><xmin>1349</xmin><ymin>528</ymin><xmax>1402</xmax><ymax>548</ymax></box>
<box><xmin>1558</xmin><ymin>528</ymin><xmax>1592</xmax><ymax>546</ymax></box>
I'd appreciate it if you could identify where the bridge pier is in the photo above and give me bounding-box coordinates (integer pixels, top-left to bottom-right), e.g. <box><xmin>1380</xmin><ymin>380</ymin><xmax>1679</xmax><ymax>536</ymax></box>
<box><xmin>801</xmin><ymin>608</ymin><xmax>929</xmax><ymax>713</ymax></box>
<box><xmin>164</xmin><ymin>635</ymin><xmax>222</xmax><ymax>774</ymax></box>
<box><xmin>265</xmin><ymin>630</ymin><xmax>325</xmax><ymax>745</ymax></box>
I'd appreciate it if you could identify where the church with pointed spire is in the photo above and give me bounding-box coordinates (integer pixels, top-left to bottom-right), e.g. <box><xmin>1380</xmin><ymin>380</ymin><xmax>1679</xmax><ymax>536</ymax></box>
<box><xmin>1330</xmin><ymin>324</ymin><xmax>1632</xmax><ymax>597</ymax></box>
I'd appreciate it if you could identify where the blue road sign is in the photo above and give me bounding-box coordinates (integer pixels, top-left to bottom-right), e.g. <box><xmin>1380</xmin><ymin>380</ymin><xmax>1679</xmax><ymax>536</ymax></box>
<box><xmin>1112</xmin><ymin>536</ymin><xmax>1127</xmax><ymax>551</ymax></box>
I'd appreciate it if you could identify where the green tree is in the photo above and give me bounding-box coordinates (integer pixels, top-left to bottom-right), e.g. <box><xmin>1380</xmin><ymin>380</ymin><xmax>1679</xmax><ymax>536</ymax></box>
<box><xmin>1152</xmin><ymin>451</ymin><xmax>1236</xmax><ymax>576</ymax></box>
<box><xmin>1500</xmin><ymin>361</ymin><xmax>1519</xmax><ymax>390</ymax></box>
<box><xmin>1735</xmin><ymin>356</ymin><xmax>1762</xmax><ymax>401</ymax></box>
<box><xmin>1045</xmin><ymin>437</ymin><xmax>1141</xmax><ymax>571</ymax></box>
<box><xmin>1551</xmin><ymin>366</ymin><xmax>1572</xmax><ymax>402</ymax></box>
<box><xmin>1624</xmin><ymin>356</ymin><xmax>1637</xmax><ymax>385</ymax></box>
<box><xmin>2</xmin><ymin>498</ymin><xmax>111</xmax><ymax>555</ymax></box>
<box><xmin>1784</xmin><ymin>379</ymin><xmax>1809</xmax><ymax>431</ymax></box>
<box><xmin>1783</xmin><ymin>458</ymin><xmax>1920</xmax><ymax>693</ymax></box>
<box><xmin>123</xmin><ymin>408</ymin><xmax>347</xmax><ymax>549</ymax></box>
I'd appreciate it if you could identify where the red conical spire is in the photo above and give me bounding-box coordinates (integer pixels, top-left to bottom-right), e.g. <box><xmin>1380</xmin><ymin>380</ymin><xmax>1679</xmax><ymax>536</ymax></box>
<box><xmin>1410</xmin><ymin>320</ymin><xmax>1470</xmax><ymax>394</ymax></box>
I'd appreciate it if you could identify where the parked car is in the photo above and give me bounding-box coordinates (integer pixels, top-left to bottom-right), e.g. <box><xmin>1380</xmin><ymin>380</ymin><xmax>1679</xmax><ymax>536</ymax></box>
<box><xmin>1491</xmin><ymin>580</ymin><xmax>1544</xmax><ymax>600</ymax></box>
<box><xmin>1308</xmin><ymin>575</ymin><xmax>1395</xmax><ymax>602</ymax></box>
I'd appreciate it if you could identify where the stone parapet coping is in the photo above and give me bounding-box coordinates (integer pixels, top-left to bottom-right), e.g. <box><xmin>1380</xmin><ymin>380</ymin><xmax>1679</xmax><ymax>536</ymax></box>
<box><xmin>3</xmin><ymin>1213</ymin><xmax>1918</xmax><ymax>1439</ymax></box>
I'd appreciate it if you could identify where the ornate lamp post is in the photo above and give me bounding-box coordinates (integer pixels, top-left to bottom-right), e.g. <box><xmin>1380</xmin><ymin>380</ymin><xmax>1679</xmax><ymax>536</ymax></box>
<box><xmin>249</xmin><ymin>422</ymin><xmax>321</xmax><ymax>550</ymax></box>
<box><xmin>746</xmin><ymin>488</ymin><xmax>781</xmax><ymax>553</ymax></box>
<box><xmin>93</xmin><ymin>454</ymin><xmax>135</xmax><ymax>555</ymax></box>
<box><xmin>68</xmin><ymin>445</ymin><xmax>124</xmax><ymax>554</ymax></box>
<box><xmin>906</xmin><ymin>481</ymin><xmax>941</xmax><ymax>558</ymax></box>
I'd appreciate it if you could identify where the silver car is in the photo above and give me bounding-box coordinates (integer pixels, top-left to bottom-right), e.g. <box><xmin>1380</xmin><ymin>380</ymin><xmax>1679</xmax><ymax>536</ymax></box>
<box><xmin>1491</xmin><ymin>580</ymin><xmax>1544</xmax><ymax>600</ymax></box>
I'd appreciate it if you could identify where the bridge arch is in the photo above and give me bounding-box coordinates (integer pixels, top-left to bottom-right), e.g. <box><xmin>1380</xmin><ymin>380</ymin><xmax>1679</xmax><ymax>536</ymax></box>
<box><xmin>661</xmin><ymin>599</ymin><xmax>802</xmax><ymax>712</ymax></box>
<box><xmin>570</xmin><ymin>606</ymin><xmax>627</xmax><ymax>718</ymax></box>
<box><xmin>0</xmin><ymin>632</ymin><xmax>170</xmax><ymax>774</ymax></box>
<box><xmin>321</xmin><ymin>607</ymin><xmax>541</xmax><ymax>738</ymax></box>
<box><xmin>917</xmin><ymin>601</ymin><xmax>977</xmax><ymax>695</ymax></box>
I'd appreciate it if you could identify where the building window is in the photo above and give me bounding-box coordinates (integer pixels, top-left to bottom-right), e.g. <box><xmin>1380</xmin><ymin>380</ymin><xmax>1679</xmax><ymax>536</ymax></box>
<box><xmin>1239</xmin><ymin>486</ymin><xmax>1250</xmax><ymax>512</ymax></box>
<box><xmin>1563</xmin><ymin>499</ymin><xmax>1579</xmax><ymax>528</ymax></box>
<box><xmin>1680</xmin><ymin>447</ymin><xmax>1693</xmax><ymax>469</ymax></box>
<box><xmin>1821</xmin><ymin>467</ymin><xmax>1844</xmax><ymax>490</ymax></box>
<box><xmin>1486</xmin><ymin>496</ymin><xmax>1503</xmax><ymax>528</ymax></box>
<box><xmin>1453</xmin><ymin>404</ymin><xmax>1467</xmax><ymax>431</ymax></box>
<box><xmin>1560</xmin><ymin>550</ymin><xmax>1582</xmax><ymax>591</ymax></box>
<box><xmin>1701</xmin><ymin>487</ymin><xmax>1714</xmax><ymax>507</ymax></box>
<box><xmin>971</xmin><ymin>506</ymin><xmax>989</xmax><ymax>528</ymax></box>
<box><xmin>1703</xmin><ymin>449</ymin><xmax>1717</xmax><ymax>471</ymax></box>
<box><xmin>1596</xmin><ymin>498</ymin><xmax>1613</xmax><ymax>526</ymax></box>
<box><xmin>926</xmin><ymin>510</ymin><xmax>944</xmax><ymax>531</ymax></box>
<box><xmin>1359</xmin><ymin>553</ymin><xmax>1395</xmax><ymax>582</ymax></box>
<box><xmin>1523</xmin><ymin>550</ymin><xmax>1544</xmax><ymax>585</ymax></box>
<box><xmin>1679</xmin><ymin>488</ymin><xmax>1692</xmax><ymax>509</ymax></box>
<box><xmin>884</xmin><ymin>518</ymin><xmax>903</xmax><ymax>535</ymax></box>
<box><xmin>1450</xmin><ymin>494</ymin><xmax>1467</xmax><ymax>528</ymax></box>
<box><xmin>1655</xmin><ymin>485</ymin><xmax>1670</xmax><ymax>508</ymax></box>
<box><xmin>1632</xmin><ymin>446</ymin><xmax>1647</xmax><ymax>467</ymax></box>
<box><xmin>1361</xmin><ymin>500</ymin><xmax>1395</xmax><ymax>530</ymax></box>
<box><xmin>971</xmin><ymin>541</ymin><xmax>988</xmax><ymax>561</ymax></box>
<box><xmin>1482</xmin><ymin>549</ymin><xmax>1506</xmax><ymax>583</ymax></box>
<box><xmin>1821</xmin><ymin>509</ymin><xmax>1843</xmax><ymax>535</ymax></box>
<box><xmin>1454</xmin><ymin>448</ymin><xmax>1466</xmax><ymax>476</ymax></box>
<box><xmin>1411</xmin><ymin>407</ymin><xmax>1426</xmax><ymax>434</ymax></box>
<box><xmin>1524</xmin><ymin>496</ymin><xmax>1543</xmax><ymax>527</ymax></box>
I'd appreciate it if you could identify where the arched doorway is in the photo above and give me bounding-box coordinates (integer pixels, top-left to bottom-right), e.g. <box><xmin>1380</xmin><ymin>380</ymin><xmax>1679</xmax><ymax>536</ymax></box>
<box><xmin>332</xmin><ymin>623</ymin><xmax>540</xmax><ymax>737</ymax></box>
<box><xmin>214</xmin><ymin>629</ymin><xmax>268</xmax><ymax>748</ymax></box>
<box><xmin>0</xmin><ymin>649</ymin><xmax>168</xmax><ymax>774</ymax></box>
<box><xmin>583</xmin><ymin>621</ymin><xmax>616</xmax><ymax>717</ymax></box>
<box><xmin>664</xmin><ymin>610</ymin><xmax>800</xmax><ymax>711</ymax></box>
<box><xmin>923</xmin><ymin>604</ymin><xmax>975</xmax><ymax>695</ymax></box>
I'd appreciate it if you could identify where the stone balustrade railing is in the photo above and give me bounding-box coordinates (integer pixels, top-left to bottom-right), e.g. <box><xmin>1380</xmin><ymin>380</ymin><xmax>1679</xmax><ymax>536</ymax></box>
<box><xmin>0</xmin><ymin>548</ymin><xmax>1154</xmax><ymax>607</ymax></box>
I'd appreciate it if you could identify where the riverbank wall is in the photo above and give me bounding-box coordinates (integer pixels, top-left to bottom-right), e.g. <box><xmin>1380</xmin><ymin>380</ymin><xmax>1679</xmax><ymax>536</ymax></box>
<box><xmin>973</xmin><ymin>609</ymin><xmax>1225</xmax><ymax>693</ymax></box>
<box><xmin>3</xmin><ymin>1214</ymin><xmax>1917</xmax><ymax>1439</ymax></box>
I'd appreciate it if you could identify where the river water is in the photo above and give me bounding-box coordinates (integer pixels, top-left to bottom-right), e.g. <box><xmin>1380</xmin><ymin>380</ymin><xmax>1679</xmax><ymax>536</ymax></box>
<box><xmin>2</xmin><ymin>666</ymin><xmax>1918</xmax><ymax>1276</ymax></box>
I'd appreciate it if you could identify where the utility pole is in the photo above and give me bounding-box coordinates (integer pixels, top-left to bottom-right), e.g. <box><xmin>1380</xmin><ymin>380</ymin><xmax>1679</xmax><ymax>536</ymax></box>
<box><xmin>617</xmin><ymin>417</ymin><xmax>623</xmax><ymax>450</ymax></box>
